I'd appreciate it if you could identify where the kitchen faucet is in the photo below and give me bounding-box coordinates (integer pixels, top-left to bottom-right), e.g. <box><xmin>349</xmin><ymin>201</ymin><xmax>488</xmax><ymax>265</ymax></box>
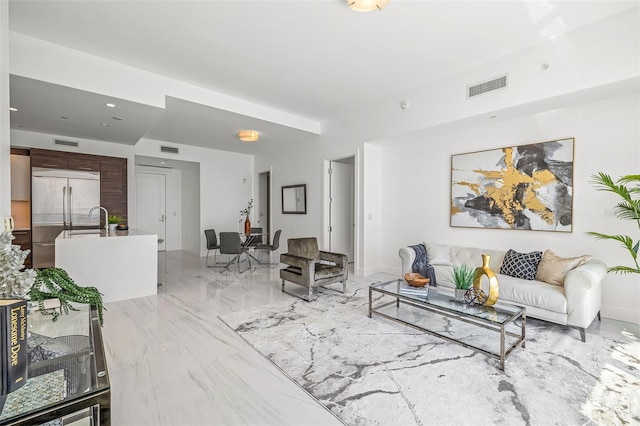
<box><xmin>89</xmin><ymin>206</ymin><xmax>109</xmax><ymax>233</ymax></box>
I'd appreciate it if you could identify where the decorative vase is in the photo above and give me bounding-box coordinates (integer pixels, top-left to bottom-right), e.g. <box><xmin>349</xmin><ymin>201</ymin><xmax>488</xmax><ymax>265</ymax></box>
<box><xmin>109</xmin><ymin>223</ymin><xmax>117</xmax><ymax>234</ymax></box>
<box><xmin>244</xmin><ymin>217</ymin><xmax>251</xmax><ymax>235</ymax></box>
<box><xmin>454</xmin><ymin>288</ymin><xmax>467</xmax><ymax>301</ymax></box>
<box><xmin>473</xmin><ymin>254</ymin><xmax>499</xmax><ymax>306</ymax></box>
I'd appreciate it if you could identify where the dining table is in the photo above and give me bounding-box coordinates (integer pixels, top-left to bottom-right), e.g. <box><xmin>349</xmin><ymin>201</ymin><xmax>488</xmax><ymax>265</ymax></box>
<box><xmin>240</xmin><ymin>232</ymin><xmax>268</xmax><ymax>264</ymax></box>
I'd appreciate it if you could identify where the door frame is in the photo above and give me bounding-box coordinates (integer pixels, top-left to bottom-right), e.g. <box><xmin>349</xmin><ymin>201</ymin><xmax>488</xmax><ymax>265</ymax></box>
<box><xmin>256</xmin><ymin>167</ymin><xmax>273</xmax><ymax>243</ymax></box>
<box><xmin>322</xmin><ymin>150</ymin><xmax>360</xmax><ymax>273</ymax></box>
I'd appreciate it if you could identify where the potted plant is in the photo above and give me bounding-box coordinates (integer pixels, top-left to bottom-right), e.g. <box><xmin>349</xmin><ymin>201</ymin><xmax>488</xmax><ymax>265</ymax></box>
<box><xmin>450</xmin><ymin>264</ymin><xmax>476</xmax><ymax>301</ymax></box>
<box><xmin>587</xmin><ymin>172</ymin><xmax>640</xmax><ymax>275</ymax></box>
<box><xmin>107</xmin><ymin>215</ymin><xmax>122</xmax><ymax>233</ymax></box>
<box><xmin>30</xmin><ymin>267</ymin><xmax>105</xmax><ymax>326</ymax></box>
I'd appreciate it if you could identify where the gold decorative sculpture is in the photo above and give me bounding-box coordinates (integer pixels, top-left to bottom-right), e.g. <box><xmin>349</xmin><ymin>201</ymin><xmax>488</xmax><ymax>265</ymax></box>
<box><xmin>472</xmin><ymin>254</ymin><xmax>499</xmax><ymax>306</ymax></box>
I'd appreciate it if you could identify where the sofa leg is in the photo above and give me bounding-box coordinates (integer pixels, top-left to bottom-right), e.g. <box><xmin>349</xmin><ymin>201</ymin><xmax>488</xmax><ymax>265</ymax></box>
<box><xmin>579</xmin><ymin>328</ymin><xmax>586</xmax><ymax>343</ymax></box>
<box><xmin>597</xmin><ymin>311</ymin><xmax>601</xmax><ymax>321</ymax></box>
<box><xmin>342</xmin><ymin>279</ymin><xmax>346</xmax><ymax>294</ymax></box>
<box><xmin>281</xmin><ymin>279</ymin><xmax>285</xmax><ymax>292</ymax></box>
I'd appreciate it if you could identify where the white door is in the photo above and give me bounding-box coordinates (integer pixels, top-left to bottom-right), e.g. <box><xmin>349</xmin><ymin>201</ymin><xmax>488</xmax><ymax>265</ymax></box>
<box><xmin>329</xmin><ymin>161</ymin><xmax>354</xmax><ymax>261</ymax></box>
<box><xmin>136</xmin><ymin>173</ymin><xmax>166</xmax><ymax>250</ymax></box>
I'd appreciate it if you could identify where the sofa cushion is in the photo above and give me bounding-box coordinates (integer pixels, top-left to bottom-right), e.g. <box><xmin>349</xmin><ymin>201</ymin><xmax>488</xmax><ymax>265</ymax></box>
<box><xmin>315</xmin><ymin>264</ymin><xmax>344</xmax><ymax>279</ymax></box>
<box><xmin>500</xmin><ymin>249</ymin><xmax>543</xmax><ymax>280</ymax></box>
<box><xmin>496</xmin><ymin>274</ymin><xmax>567</xmax><ymax>314</ymax></box>
<box><xmin>535</xmin><ymin>249</ymin><xmax>591</xmax><ymax>286</ymax></box>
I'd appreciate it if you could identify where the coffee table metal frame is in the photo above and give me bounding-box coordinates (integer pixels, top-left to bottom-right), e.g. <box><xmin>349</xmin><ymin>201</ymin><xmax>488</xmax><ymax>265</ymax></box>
<box><xmin>368</xmin><ymin>279</ymin><xmax>526</xmax><ymax>370</ymax></box>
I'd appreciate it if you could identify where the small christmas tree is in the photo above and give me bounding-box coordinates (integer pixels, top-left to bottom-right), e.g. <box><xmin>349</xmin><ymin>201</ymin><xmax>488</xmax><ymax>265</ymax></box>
<box><xmin>0</xmin><ymin>231</ymin><xmax>36</xmax><ymax>299</ymax></box>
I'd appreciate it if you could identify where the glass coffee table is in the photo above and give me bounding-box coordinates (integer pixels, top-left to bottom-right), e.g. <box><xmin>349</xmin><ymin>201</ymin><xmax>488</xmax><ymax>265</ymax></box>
<box><xmin>369</xmin><ymin>279</ymin><xmax>525</xmax><ymax>370</ymax></box>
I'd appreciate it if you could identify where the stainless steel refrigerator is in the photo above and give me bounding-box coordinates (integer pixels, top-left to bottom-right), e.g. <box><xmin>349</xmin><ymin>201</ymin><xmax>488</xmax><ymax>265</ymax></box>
<box><xmin>31</xmin><ymin>168</ymin><xmax>101</xmax><ymax>268</ymax></box>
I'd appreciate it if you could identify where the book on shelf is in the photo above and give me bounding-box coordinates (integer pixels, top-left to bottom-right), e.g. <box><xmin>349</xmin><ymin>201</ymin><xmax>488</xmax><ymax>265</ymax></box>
<box><xmin>0</xmin><ymin>299</ymin><xmax>28</xmax><ymax>395</ymax></box>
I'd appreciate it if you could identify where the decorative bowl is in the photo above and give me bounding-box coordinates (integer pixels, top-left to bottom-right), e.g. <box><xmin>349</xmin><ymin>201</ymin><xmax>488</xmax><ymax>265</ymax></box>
<box><xmin>404</xmin><ymin>272</ymin><xmax>430</xmax><ymax>287</ymax></box>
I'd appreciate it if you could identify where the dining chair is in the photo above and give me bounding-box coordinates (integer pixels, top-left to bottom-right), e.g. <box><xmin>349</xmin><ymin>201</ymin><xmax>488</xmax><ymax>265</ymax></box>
<box><xmin>204</xmin><ymin>229</ymin><xmax>221</xmax><ymax>266</ymax></box>
<box><xmin>219</xmin><ymin>232</ymin><xmax>251</xmax><ymax>273</ymax></box>
<box><xmin>255</xmin><ymin>229</ymin><xmax>281</xmax><ymax>267</ymax></box>
<box><xmin>249</xmin><ymin>227</ymin><xmax>263</xmax><ymax>246</ymax></box>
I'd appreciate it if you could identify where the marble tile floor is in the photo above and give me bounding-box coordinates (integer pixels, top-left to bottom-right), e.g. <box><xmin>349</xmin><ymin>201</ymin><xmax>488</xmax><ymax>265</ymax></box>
<box><xmin>102</xmin><ymin>250</ymin><xmax>639</xmax><ymax>426</ymax></box>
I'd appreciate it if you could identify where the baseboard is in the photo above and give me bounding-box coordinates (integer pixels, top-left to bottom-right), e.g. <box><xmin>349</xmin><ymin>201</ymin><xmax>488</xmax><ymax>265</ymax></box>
<box><xmin>601</xmin><ymin>304</ymin><xmax>640</xmax><ymax>324</ymax></box>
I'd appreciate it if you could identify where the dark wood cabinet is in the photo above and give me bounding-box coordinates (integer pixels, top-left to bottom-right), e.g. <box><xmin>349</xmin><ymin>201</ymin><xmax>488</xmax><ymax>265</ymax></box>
<box><xmin>30</xmin><ymin>149</ymin><xmax>69</xmax><ymax>169</ymax></box>
<box><xmin>100</xmin><ymin>157</ymin><xmax>128</xmax><ymax>222</ymax></box>
<box><xmin>68</xmin><ymin>153</ymin><xmax>101</xmax><ymax>172</ymax></box>
<box><xmin>12</xmin><ymin>230</ymin><xmax>32</xmax><ymax>269</ymax></box>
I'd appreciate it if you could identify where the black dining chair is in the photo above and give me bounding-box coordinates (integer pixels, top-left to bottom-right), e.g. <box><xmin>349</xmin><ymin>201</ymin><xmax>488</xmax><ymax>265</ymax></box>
<box><xmin>255</xmin><ymin>229</ymin><xmax>281</xmax><ymax>266</ymax></box>
<box><xmin>204</xmin><ymin>229</ymin><xmax>221</xmax><ymax>266</ymax></box>
<box><xmin>219</xmin><ymin>232</ymin><xmax>251</xmax><ymax>273</ymax></box>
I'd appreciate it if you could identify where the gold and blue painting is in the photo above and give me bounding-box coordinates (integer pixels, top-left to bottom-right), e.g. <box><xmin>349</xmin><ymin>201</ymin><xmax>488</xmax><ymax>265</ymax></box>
<box><xmin>451</xmin><ymin>138</ymin><xmax>574</xmax><ymax>232</ymax></box>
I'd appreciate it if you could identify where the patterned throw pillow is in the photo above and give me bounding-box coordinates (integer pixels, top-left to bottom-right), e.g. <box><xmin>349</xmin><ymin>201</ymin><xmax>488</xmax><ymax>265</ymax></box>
<box><xmin>499</xmin><ymin>249</ymin><xmax>543</xmax><ymax>280</ymax></box>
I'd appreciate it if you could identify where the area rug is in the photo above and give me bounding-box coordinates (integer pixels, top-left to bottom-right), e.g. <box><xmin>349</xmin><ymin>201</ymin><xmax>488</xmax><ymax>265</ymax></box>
<box><xmin>219</xmin><ymin>285</ymin><xmax>640</xmax><ymax>425</ymax></box>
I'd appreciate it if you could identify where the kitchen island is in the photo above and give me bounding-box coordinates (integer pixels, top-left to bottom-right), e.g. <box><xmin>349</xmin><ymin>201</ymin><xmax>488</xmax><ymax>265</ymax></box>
<box><xmin>55</xmin><ymin>229</ymin><xmax>158</xmax><ymax>303</ymax></box>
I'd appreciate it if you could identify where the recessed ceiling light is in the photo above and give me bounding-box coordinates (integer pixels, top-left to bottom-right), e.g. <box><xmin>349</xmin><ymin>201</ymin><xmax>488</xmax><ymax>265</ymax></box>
<box><xmin>100</xmin><ymin>123</ymin><xmax>111</xmax><ymax>127</ymax></box>
<box><xmin>238</xmin><ymin>130</ymin><xmax>259</xmax><ymax>142</ymax></box>
<box><xmin>160</xmin><ymin>161</ymin><xmax>166</xmax><ymax>165</ymax></box>
<box><xmin>9</xmin><ymin>107</ymin><xmax>18</xmax><ymax>112</ymax></box>
<box><xmin>112</xmin><ymin>116</ymin><xmax>123</xmax><ymax>121</ymax></box>
<box><xmin>105</xmin><ymin>103</ymin><xmax>116</xmax><ymax>108</ymax></box>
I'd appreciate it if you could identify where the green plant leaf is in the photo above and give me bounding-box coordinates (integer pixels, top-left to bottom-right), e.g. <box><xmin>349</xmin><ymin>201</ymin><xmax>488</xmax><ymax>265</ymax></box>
<box><xmin>608</xmin><ymin>265</ymin><xmax>640</xmax><ymax>274</ymax></box>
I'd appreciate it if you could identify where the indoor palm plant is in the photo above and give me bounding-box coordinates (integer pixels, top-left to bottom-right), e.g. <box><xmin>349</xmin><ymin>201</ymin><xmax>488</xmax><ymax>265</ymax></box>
<box><xmin>587</xmin><ymin>172</ymin><xmax>640</xmax><ymax>275</ymax></box>
<box><xmin>450</xmin><ymin>264</ymin><xmax>476</xmax><ymax>301</ymax></box>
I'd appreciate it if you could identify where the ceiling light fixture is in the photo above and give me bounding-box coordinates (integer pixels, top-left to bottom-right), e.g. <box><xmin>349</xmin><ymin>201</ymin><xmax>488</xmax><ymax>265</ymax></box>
<box><xmin>347</xmin><ymin>0</ymin><xmax>389</xmax><ymax>12</ymax></box>
<box><xmin>238</xmin><ymin>130</ymin><xmax>259</xmax><ymax>142</ymax></box>
<box><xmin>105</xmin><ymin>103</ymin><xmax>116</xmax><ymax>108</ymax></box>
<box><xmin>9</xmin><ymin>107</ymin><xmax>18</xmax><ymax>112</ymax></box>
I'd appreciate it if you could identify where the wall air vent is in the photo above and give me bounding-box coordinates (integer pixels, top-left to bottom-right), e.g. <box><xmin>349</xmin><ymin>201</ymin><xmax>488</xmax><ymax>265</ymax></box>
<box><xmin>160</xmin><ymin>145</ymin><xmax>179</xmax><ymax>154</ymax></box>
<box><xmin>54</xmin><ymin>139</ymin><xmax>79</xmax><ymax>148</ymax></box>
<box><xmin>467</xmin><ymin>74</ymin><xmax>508</xmax><ymax>98</ymax></box>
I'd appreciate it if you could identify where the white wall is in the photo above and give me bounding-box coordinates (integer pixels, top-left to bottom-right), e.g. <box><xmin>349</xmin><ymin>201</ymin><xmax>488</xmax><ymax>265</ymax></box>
<box><xmin>0</xmin><ymin>2</ymin><xmax>11</xmax><ymax>218</ymax></box>
<box><xmin>181</xmin><ymin>161</ymin><xmax>200</xmax><ymax>254</ymax></box>
<box><xmin>376</xmin><ymin>93</ymin><xmax>639</xmax><ymax>323</ymax></box>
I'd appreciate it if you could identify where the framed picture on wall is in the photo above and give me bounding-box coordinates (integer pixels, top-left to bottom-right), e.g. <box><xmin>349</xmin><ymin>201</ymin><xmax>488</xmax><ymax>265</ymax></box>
<box><xmin>282</xmin><ymin>184</ymin><xmax>307</xmax><ymax>214</ymax></box>
<box><xmin>451</xmin><ymin>138</ymin><xmax>574</xmax><ymax>232</ymax></box>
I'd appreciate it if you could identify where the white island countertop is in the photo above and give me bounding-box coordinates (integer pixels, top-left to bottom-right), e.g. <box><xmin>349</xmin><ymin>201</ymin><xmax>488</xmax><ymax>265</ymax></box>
<box><xmin>55</xmin><ymin>228</ymin><xmax>158</xmax><ymax>303</ymax></box>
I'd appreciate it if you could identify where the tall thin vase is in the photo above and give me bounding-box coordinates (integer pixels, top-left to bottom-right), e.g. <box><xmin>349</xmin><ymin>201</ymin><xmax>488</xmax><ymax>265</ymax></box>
<box><xmin>244</xmin><ymin>217</ymin><xmax>251</xmax><ymax>235</ymax></box>
<box><xmin>473</xmin><ymin>254</ymin><xmax>499</xmax><ymax>306</ymax></box>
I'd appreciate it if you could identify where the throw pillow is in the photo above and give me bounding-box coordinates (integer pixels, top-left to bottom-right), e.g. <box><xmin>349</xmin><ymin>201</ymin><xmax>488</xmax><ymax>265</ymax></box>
<box><xmin>535</xmin><ymin>249</ymin><xmax>592</xmax><ymax>286</ymax></box>
<box><xmin>499</xmin><ymin>249</ymin><xmax>543</xmax><ymax>280</ymax></box>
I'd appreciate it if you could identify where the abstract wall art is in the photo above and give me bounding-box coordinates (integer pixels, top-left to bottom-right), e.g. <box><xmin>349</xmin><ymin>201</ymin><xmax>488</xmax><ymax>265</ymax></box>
<box><xmin>451</xmin><ymin>138</ymin><xmax>574</xmax><ymax>232</ymax></box>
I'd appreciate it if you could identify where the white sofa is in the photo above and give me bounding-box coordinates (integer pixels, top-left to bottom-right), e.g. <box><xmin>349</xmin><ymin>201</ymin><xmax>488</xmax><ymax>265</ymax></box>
<box><xmin>399</xmin><ymin>242</ymin><xmax>607</xmax><ymax>342</ymax></box>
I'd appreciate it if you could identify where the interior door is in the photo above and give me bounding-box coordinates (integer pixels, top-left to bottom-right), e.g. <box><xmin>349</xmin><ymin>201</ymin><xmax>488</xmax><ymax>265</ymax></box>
<box><xmin>329</xmin><ymin>161</ymin><xmax>354</xmax><ymax>261</ymax></box>
<box><xmin>136</xmin><ymin>172</ymin><xmax>166</xmax><ymax>250</ymax></box>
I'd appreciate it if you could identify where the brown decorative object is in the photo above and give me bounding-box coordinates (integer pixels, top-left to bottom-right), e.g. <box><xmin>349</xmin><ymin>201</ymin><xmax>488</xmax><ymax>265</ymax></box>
<box><xmin>244</xmin><ymin>217</ymin><xmax>251</xmax><ymax>235</ymax></box>
<box><xmin>472</xmin><ymin>254</ymin><xmax>499</xmax><ymax>306</ymax></box>
<box><xmin>404</xmin><ymin>272</ymin><xmax>430</xmax><ymax>287</ymax></box>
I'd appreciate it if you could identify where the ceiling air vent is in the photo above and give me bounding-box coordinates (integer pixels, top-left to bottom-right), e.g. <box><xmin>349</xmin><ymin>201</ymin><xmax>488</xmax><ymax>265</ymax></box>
<box><xmin>160</xmin><ymin>145</ymin><xmax>179</xmax><ymax>154</ymax></box>
<box><xmin>467</xmin><ymin>74</ymin><xmax>508</xmax><ymax>98</ymax></box>
<box><xmin>54</xmin><ymin>139</ymin><xmax>79</xmax><ymax>148</ymax></box>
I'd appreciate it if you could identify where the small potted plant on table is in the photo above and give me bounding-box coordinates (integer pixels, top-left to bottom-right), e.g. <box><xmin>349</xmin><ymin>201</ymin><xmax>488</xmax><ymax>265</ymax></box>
<box><xmin>450</xmin><ymin>264</ymin><xmax>476</xmax><ymax>301</ymax></box>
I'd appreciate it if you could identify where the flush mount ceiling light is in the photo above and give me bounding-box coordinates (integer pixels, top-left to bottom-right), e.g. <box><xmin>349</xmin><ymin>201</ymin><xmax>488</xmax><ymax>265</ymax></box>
<box><xmin>238</xmin><ymin>130</ymin><xmax>259</xmax><ymax>142</ymax></box>
<box><xmin>347</xmin><ymin>0</ymin><xmax>389</xmax><ymax>12</ymax></box>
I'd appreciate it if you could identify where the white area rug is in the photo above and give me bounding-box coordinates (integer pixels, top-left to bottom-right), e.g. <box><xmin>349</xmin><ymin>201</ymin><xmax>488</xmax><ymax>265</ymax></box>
<box><xmin>220</xmin><ymin>284</ymin><xmax>640</xmax><ymax>425</ymax></box>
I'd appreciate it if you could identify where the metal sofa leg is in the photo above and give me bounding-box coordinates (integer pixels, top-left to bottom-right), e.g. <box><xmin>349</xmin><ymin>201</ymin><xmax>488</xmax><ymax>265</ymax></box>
<box><xmin>342</xmin><ymin>279</ymin><xmax>346</xmax><ymax>294</ymax></box>
<box><xmin>597</xmin><ymin>311</ymin><xmax>601</xmax><ymax>321</ymax></box>
<box><xmin>579</xmin><ymin>327</ymin><xmax>586</xmax><ymax>342</ymax></box>
<box><xmin>281</xmin><ymin>279</ymin><xmax>285</xmax><ymax>292</ymax></box>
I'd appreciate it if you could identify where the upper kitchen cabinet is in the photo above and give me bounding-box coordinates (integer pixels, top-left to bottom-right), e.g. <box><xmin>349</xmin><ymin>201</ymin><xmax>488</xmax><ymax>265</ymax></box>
<box><xmin>68</xmin><ymin>153</ymin><xmax>101</xmax><ymax>172</ymax></box>
<box><xmin>30</xmin><ymin>148</ymin><xmax>69</xmax><ymax>169</ymax></box>
<box><xmin>100</xmin><ymin>157</ymin><xmax>128</xmax><ymax>221</ymax></box>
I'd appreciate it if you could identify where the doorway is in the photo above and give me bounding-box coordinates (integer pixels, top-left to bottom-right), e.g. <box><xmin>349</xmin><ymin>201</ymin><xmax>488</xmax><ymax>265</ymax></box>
<box><xmin>257</xmin><ymin>169</ymin><xmax>272</xmax><ymax>243</ymax></box>
<box><xmin>325</xmin><ymin>156</ymin><xmax>355</xmax><ymax>262</ymax></box>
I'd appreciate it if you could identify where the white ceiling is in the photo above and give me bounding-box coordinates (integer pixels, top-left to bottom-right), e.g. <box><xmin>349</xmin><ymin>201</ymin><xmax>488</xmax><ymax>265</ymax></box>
<box><xmin>7</xmin><ymin>0</ymin><xmax>638</xmax><ymax>153</ymax></box>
